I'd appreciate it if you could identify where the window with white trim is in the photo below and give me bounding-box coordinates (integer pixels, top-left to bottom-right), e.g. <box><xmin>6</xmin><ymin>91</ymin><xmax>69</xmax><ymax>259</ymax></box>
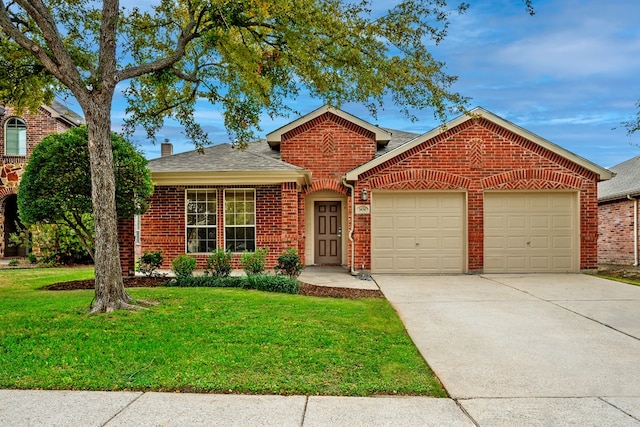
<box><xmin>186</xmin><ymin>190</ymin><xmax>217</xmax><ymax>253</ymax></box>
<box><xmin>224</xmin><ymin>189</ymin><xmax>255</xmax><ymax>252</ymax></box>
<box><xmin>5</xmin><ymin>117</ymin><xmax>26</xmax><ymax>156</ymax></box>
<box><xmin>134</xmin><ymin>215</ymin><xmax>141</xmax><ymax>244</ymax></box>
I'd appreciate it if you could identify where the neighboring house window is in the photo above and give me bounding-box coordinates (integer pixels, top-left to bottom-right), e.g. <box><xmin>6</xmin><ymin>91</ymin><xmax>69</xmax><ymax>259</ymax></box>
<box><xmin>134</xmin><ymin>215</ymin><xmax>141</xmax><ymax>244</ymax></box>
<box><xmin>225</xmin><ymin>189</ymin><xmax>255</xmax><ymax>252</ymax></box>
<box><xmin>186</xmin><ymin>189</ymin><xmax>217</xmax><ymax>253</ymax></box>
<box><xmin>5</xmin><ymin>117</ymin><xmax>27</xmax><ymax>156</ymax></box>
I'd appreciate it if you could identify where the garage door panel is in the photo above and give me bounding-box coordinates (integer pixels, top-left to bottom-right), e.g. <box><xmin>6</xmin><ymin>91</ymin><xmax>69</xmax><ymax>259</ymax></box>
<box><xmin>373</xmin><ymin>215</ymin><xmax>394</xmax><ymax>229</ymax></box>
<box><xmin>484</xmin><ymin>192</ymin><xmax>578</xmax><ymax>273</ymax></box>
<box><xmin>396</xmin><ymin>216</ymin><xmax>417</xmax><ymax>229</ymax></box>
<box><xmin>373</xmin><ymin>236</ymin><xmax>394</xmax><ymax>250</ymax></box>
<box><xmin>397</xmin><ymin>236</ymin><xmax>417</xmax><ymax>249</ymax></box>
<box><xmin>372</xmin><ymin>192</ymin><xmax>465</xmax><ymax>273</ymax></box>
<box><xmin>530</xmin><ymin>216</ymin><xmax>549</xmax><ymax>229</ymax></box>
<box><xmin>529</xmin><ymin>257</ymin><xmax>550</xmax><ymax>269</ymax></box>
<box><xmin>553</xmin><ymin>216</ymin><xmax>572</xmax><ymax>228</ymax></box>
<box><xmin>507</xmin><ymin>216</ymin><xmax>527</xmax><ymax>229</ymax></box>
<box><xmin>529</xmin><ymin>236</ymin><xmax>550</xmax><ymax>249</ymax></box>
<box><xmin>553</xmin><ymin>236</ymin><xmax>572</xmax><ymax>249</ymax></box>
<box><xmin>441</xmin><ymin>216</ymin><xmax>463</xmax><ymax>229</ymax></box>
<box><xmin>507</xmin><ymin>236</ymin><xmax>527</xmax><ymax>249</ymax></box>
<box><xmin>553</xmin><ymin>257</ymin><xmax>573</xmax><ymax>269</ymax></box>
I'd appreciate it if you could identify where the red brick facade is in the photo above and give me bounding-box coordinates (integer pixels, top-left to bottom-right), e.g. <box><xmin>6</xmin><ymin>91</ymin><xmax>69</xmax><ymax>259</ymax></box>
<box><xmin>598</xmin><ymin>199</ymin><xmax>638</xmax><ymax>265</ymax></box>
<box><xmin>121</xmin><ymin>108</ymin><xmax>606</xmax><ymax>275</ymax></box>
<box><xmin>0</xmin><ymin>105</ymin><xmax>78</xmax><ymax>258</ymax></box>
<box><xmin>137</xmin><ymin>184</ymin><xmax>299</xmax><ymax>270</ymax></box>
<box><xmin>354</xmin><ymin>118</ymin><xmax>599</xmax><ymax>271</ymax></box>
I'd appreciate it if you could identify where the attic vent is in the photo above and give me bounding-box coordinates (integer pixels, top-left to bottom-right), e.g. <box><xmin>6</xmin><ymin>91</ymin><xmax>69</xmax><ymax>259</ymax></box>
<box><xmin>322</xmin><ymin>130</ymin><xmax>335</xmax><ymax>154</ymax></box>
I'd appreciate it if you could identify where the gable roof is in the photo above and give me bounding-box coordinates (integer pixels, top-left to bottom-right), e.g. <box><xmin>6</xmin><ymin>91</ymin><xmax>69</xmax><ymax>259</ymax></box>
<box><xmin>266</xmin><ymin>105</ymin><xmax>392</xmax><ymax>147</ymax></box>
<box><xmin>345</xmin><ymin>107</ymin><xmax>613</xmax><ymax>182</ymax></box>
<box><xmin>148</xmin><ymin>142</ymin><xmax>310</xmax><ymax>186</ymax></box>
<box><xmin>598</xmin><ymin>155</ymin><xmax>640</xmax><ymax>202</ymax></box>
<box><xmin>45</xmin><ymin>100</ymin><xmax>85</xmax><ymax>126</ymax></box>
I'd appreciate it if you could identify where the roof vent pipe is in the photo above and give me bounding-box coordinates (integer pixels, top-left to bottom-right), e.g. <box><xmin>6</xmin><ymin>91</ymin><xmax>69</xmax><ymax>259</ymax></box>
<box><xmin>627</xmin><ymin>195</ymin><xmax>638</xmax><ymax>266</ymax></box>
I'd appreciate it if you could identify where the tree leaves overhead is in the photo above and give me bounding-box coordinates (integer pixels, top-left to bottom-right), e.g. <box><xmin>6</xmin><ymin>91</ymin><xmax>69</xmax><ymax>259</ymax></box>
<box><xmin>117</xmin><ymin>0</ymin><xmax>472</xmax><ymax>146</ymax></box>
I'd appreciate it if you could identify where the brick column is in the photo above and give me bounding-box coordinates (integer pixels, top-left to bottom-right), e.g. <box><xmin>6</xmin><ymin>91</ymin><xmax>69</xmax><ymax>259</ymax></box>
<box><xmin>281</xmin><ymin>182</ymin><xmax>299</xmax><ymax>251</ymax></box>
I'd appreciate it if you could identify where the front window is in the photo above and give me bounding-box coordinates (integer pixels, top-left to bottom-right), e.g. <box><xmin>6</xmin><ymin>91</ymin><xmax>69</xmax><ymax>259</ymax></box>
<box><xmin>225</xmin><ymin>189</ymin><xmax>255</xmax><ymax>252</ymax></box>
<box><xmin>5</xmin><ymin>117</ymin><xmax>26</xmax><ymax>156</ymax></box>
<box><xmin>186</xmin><ymin>190</ymin><xmax>217</xmax><ymax>253</ymax></box>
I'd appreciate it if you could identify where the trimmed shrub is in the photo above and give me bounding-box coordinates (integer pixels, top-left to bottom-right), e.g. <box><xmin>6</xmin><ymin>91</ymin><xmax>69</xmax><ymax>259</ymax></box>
<box><xmin>10</xmin><ymin>222</ymin><xmax>93</xmax><ymax>266</ymax></box>
<box><xmin>240</xmin><ymin>247</ymin><xmax>268</xmax><ymax>276</ymax></box>
<box><xmin>172</xmin><ymin>254</ymin><xmax>197</xmax><ymax>278</ymax></box>
<box><xmin>245</xmin><ymin>274</ymin><xmax>299</xmax><ymax>294</ymax></box>
<box><xmin>138</xmin><ymin>249</ymin><xmax>164</xmax><ymax>277</ymax></box>
<box><xmin>274</xmin><ymin>248</ymin><xmax>304</xmax><ymax>279</ymax></box>
<box><xmin>169</xmin><ymin>275</ymin><xmax>244</xmax><ymax>288</ymax></box>
<box><xmin>26</xmin><ymin>252</ymin><xmax>37</xmax><ymax>264</ymax></box>
<box><xmin>165</xmin><ymin>274</ymin><xmax>298</xmax><ymax>294</ymax></box>
<box><xmin>205</xmin><ymin>249</ymin><xmax>233</xmax><ymax>278</ymax></box>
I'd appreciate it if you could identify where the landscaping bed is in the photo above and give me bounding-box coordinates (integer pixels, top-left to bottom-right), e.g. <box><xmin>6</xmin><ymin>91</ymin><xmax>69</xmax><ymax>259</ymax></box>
<box><xmin>43</xmin><ymin>275</ymin><xmax>384</xmax><ymax>299</ymax></box>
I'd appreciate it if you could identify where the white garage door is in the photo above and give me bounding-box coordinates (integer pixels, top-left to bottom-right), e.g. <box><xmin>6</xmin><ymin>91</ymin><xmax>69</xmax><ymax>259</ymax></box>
<box><xmin>484</xmin><ymin>192</ymin><xmax>578</xmax><ymax>273</ymax></box>
<box><xmin>371</xmin><ymin>192</ymin><xmax>465</xmax><ymax>273</ymax></box>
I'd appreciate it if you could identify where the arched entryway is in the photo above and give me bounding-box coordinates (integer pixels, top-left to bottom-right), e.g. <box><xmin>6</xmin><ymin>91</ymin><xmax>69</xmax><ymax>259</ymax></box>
<box><xmin>2</xmin><ymin>194</ymin><xmax>27</xmax><ymax>257</ymax></box>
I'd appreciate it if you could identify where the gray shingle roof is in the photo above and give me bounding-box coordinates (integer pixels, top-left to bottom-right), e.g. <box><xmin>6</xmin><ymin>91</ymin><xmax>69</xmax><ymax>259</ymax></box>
<box><xmin>148</xmin><ymin>142</ymin><xmax>304</xmax><ymax>173</ymax></box>
<box><xmin>376</xmin><ymin>128</ymin><xmax>420</xmax><ymax>157</ymax></box>
<box><xmin>598</xmin><ymin>156</ymin><xmax>640</xmax><ymax>202</ymax></box>
<box><xmin>49</xmin><ymin>100</ymin><xmax>85</xmax><ymax>125</ymax></box>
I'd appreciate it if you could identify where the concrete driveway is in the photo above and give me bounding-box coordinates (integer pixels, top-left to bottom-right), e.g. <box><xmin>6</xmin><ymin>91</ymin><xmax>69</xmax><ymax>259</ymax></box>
<box><xmin>375</xmin><ymin>274</ymin><xmax>640</xmax><ymax>424</ymax></box>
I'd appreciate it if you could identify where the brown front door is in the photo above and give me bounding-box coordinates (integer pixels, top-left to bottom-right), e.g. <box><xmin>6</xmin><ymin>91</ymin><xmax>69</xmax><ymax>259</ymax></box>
<box><xmin>314</xmin><ymin>201</ymin><xmax>341</xmax><ymax>265</ymax></box>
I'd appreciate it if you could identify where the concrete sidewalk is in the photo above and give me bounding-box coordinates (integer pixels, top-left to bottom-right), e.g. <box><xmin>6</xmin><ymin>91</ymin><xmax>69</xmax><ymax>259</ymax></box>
<box><xmin>0</xmin><ymin>390</ymin><xmax>474</xmax><ymax>426</ymax></box>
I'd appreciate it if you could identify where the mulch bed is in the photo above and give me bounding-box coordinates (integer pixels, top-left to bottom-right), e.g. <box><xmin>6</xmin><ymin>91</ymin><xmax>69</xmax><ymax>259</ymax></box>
<box><xmin>43</xmin><ymin>276</ymin><xmax>384</xmax><ymax>299</ymax></box>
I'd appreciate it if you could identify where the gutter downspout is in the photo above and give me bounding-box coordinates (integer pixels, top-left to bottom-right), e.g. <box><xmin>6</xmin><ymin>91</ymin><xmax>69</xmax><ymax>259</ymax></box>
<box><xmin>342</xmin><ymin>178</ymin><xmax>358</xmax><ymax>276</ymax></box>
<box><xmin>628</xmin><ymin>195</ymin><xmax>639</xmax><ymax>266</ymax></box>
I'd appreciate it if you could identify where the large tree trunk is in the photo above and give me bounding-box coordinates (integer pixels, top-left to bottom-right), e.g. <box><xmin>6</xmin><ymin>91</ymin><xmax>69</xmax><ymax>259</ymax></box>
<box><xmin>84</xmin><ymin>100</ymin><xmax>135</xmax><ymax>313</ymax></box>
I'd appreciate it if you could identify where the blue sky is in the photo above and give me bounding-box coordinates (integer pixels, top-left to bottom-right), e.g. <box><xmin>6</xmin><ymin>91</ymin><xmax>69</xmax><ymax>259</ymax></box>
<box><xmin>60</xmin><ymin>0</ymin><xmax>640</xmax><ymax>168</ymax></box>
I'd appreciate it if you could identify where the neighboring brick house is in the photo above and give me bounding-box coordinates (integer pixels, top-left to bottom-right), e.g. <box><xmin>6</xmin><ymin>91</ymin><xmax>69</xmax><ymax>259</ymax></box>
<box><xmin>119</xmin><ymin>106</ymin><xmax>612</xmax><ymax>275</ymax></box>
<box><xmin>598</xmin><ymin>156</ymin><xmax>640</xmax><ymax>266</ymax></box>
<box><xmin>0</xmin><ymin>101</ymin><xmax>84</xmax><ymax>257</ymax></box>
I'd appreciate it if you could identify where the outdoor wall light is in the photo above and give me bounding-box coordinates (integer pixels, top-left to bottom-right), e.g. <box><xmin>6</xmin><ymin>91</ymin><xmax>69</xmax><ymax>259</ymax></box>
<box><xmin>361</xmin><ymin>188</ymin><xmax>368</xmax><ymax>201</ymax></box>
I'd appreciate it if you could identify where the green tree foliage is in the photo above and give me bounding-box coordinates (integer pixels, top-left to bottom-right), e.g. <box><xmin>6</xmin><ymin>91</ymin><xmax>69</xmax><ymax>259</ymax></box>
<box><xmin>17</xmin><ymin>126</ymin><xmax>153</xmax><ymax>262</ymax></box>
<box><xmin>0</xmin><ymin>0</ymin><xmax>532</xmax><ymax>312</ymax></box>
<box><xmin>625</xmin><ymin>101</ymin><xmax>640</xmax><ymax>136</ymax></box>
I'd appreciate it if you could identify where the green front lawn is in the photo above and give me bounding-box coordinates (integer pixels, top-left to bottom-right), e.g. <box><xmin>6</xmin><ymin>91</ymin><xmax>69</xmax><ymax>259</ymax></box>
<box><xmin>0</xmin><ymin>267</ymin><xmax>445</xmax><ymax>397</ymax></box>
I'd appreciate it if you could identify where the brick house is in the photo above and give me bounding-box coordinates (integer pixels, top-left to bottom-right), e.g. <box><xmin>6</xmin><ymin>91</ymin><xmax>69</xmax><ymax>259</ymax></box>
<box><xmin>598</xmin><ymin>156</ymin><xmax>640</xmax><ymax>266</ymax></box>
<box><xmin>0</xmin><ymin>101</ymin><xmax>84</xmax><ymax>258</ymax></box>
<box><xmin>119</xmin><ymin>106</ymin><xmax>612</xmax><ymax>275</ymax></box>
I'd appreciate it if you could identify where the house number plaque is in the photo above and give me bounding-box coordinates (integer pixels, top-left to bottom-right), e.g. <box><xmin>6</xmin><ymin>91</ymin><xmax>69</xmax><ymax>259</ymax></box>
<box><xmin>355</xmin><ymin>205</ymin><xmax>370</xmax><ymax>214</ymax></box>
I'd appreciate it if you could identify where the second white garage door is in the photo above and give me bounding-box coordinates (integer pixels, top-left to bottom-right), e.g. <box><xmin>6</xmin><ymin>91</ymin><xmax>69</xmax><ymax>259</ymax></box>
<box><xmin>371</xmin><ymin>192</ymin><xmax>465</xmax><ymax>273</ymax></box>
<box><xmin>484</xmin><ymin>192</ymin><xmax>579</xmax><ymax>273</ymax></box>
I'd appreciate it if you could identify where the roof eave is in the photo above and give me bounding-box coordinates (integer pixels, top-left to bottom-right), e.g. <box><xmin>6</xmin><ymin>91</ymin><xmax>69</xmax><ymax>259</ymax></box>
<box><xmin>151</xmin><ymin>170</ymin><xmax>311</xmax><ymax>187</ymax></box>
<box><xmin>598</xmin><ymin>190</ymin><xmax>640</xmax><ymax>203</ymax></box>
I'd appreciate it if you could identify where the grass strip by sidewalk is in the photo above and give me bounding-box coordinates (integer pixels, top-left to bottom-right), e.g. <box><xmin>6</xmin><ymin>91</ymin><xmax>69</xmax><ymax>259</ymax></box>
<box><xmin>0</xmin><ymin>267</ymin><xmax>446</xmax><ymax>397</ymax></box>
